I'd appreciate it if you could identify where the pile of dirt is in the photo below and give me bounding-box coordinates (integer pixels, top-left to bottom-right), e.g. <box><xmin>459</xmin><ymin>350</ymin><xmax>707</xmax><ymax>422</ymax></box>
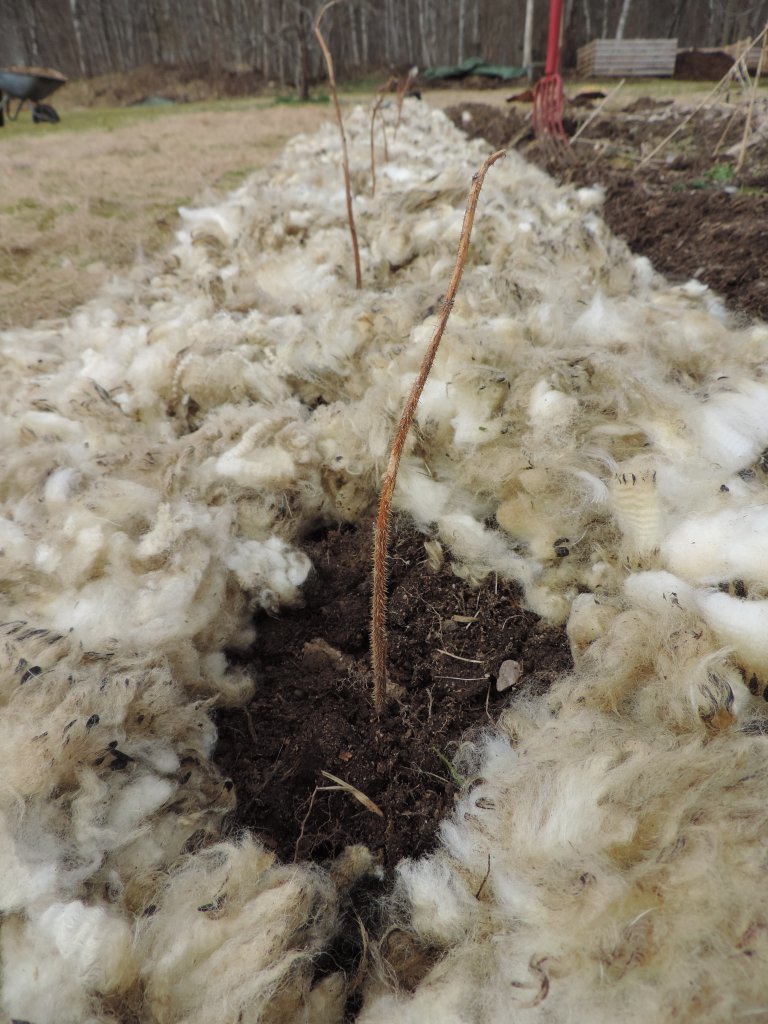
<box><xmin>216</xmin><ymin>519</ymin><xmax>571</xmax><ymax>868</ymax></box>
<box><xmin>675</xmin><ymin>49</ymin><xmax>735</xmax><ymax>81</ymax></box>
<box><xmin>447</xmin><ymin>98</ymin><xmax>768</xmax><ymax>322</ymax></box>
<box><xmin>453</xmin><ymin>100</ymin><xmax>530</xmax><ymax>148</ymax></box>
<box><xmin>65</xmin><ymin>62</ymin><xmax>268</xmax><ymax>107</ymax></box>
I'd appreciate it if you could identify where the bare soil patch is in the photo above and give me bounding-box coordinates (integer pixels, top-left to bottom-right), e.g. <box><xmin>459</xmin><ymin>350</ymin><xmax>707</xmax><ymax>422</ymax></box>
<box><xmin>448</xmin><ymin>96</ymin><xmax>768</xmax><ymax>321</ymax></box>
<box><xmin>216</xmin><ymin>518</ymin><xmax>570</xmax><ymax>868</ymax></box>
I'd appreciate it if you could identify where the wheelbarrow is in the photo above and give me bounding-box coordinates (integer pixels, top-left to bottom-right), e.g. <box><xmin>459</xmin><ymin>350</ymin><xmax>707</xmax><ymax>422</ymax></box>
<box><xmin>0</xmin><ymin>66</ymin><xmax>67</xmax><ymax>126</ymax></box>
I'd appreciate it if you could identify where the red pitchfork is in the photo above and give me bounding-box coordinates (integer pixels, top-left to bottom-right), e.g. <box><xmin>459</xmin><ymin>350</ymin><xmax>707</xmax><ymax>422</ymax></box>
<box><xmin>533</xmin><ymin>0</ymin><xmax>568</xmax><ymax>144</ymax></box>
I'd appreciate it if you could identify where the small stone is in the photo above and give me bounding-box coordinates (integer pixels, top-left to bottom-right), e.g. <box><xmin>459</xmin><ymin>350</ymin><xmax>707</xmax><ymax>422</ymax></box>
<box><xmin>497</xmin><ymin>659</ymin><xmax>523</xmax><ymax>692</ymax></box>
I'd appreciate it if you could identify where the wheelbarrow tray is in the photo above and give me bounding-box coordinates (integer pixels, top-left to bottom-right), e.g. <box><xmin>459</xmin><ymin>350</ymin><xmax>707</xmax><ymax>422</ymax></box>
<box><xmin>0</xmin><ymin>66</ymin><xmax>67</xmax><ymax>102</ymax></box>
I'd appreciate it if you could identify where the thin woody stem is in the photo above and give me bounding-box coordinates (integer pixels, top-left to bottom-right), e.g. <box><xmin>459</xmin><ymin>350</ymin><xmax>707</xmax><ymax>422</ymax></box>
<box><xmin>370</xmin><ymin>149</ymin><xmax>506</xmax><ymax>715</ymax></box>
<box><xmin>370</xmin><ymin>75</ymin><xmax>396</xmax><ymax>197</ymax></box>
<box><xmin>637</xmin><ymin>23</ymin><xmax>768</xmax><ymax>170</ymax></box>
<box><xmin>314</xmin><ymin>0</ymin><xmax>363</xmax><ymax>289</ymax></box>
<box><xmin>395</xmin><ymin>66</ymin><xmax>418</xmax><ymax>132</ymax></box>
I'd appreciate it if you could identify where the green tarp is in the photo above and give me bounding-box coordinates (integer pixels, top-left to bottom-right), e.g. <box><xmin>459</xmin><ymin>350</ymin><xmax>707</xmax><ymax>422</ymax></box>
<box><xmin>423</xmin><ymin>55</ymin><xmax>526</xmax><ymax>81</ymax></box>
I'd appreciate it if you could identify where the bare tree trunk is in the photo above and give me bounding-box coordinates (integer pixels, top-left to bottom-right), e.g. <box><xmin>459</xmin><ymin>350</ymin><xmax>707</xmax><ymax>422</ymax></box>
<box><xmin>565</xmin><ymin>0</ymin><xmax>577</xmax><ymax>34</ymax></box>
<box><xmin>27</xmin><ymin>2</ymin><xmax>41</xmax><ymax>64</ymax></box>
<box><xmin>385</xmin><ymin>0</ymin><xmax>397</xmax><ymax>64</ymax></box>
<box><xmin>294</xmin><ymin>9</ymin><xmax>311</xmax><ymax>101</ymax></box>
<box><xmin>667</xmin><ymin>0</ymin><xmax>689</xmax><ymax>36</ymax></box>
<box><xmin>261</xmin><ymin>1</ymin><xmax>271</xmax><ymax>78</ymax></box>
<box><xmin>615</xmin><ymin>0</ymin><xmax>632</xmax><ymax>38</ymax></box>
<box><xmin>706</xmin><ymin>0</ymin><xmax>717</xmax><ymax>45</ymax></box>
<box><xmin>360</xmin><ymin>3</ymin><xmax>369</xmax><ymax>67</ymax></box>
<box><xmin>1</xmin><ymin>0</ymin><xmax>735</xmax><ymax>84</ymax></box>
<box><xmin>404</xmin><ymin>1</ymin><xmax>414</xmax><ymax>64</ymax></box>
<box><xmin>428</xmin><ymin>0</ymin><xmax>439</xmax><ymax>64</ymax></box>
<box><xmin>585</xmin><ymin>0</ymin><xmax>598</xmax><ymax>40</ymax></box>
<box><xmin>417</xmin><ymin>0</ymin><xmax>432</xmax><ymax>66</ymax></box>
<box><xmin>522</xmin><ymin>0</ymin><xmax>534</xmax><ymax>75</ymax></box>
<box><xmin>277</xmin><ymin>6</ymin><xmax>286</xmax><ymax>87</ymax></box>
<box><xmin>68</xmin><ymin>0</ymin><xmax>87</xmax><ymax>75</ymax></box>
<box><xmin>601</xmin><ymin>0</ymin><xmax>610</xmax><ymax>39</ymax></box>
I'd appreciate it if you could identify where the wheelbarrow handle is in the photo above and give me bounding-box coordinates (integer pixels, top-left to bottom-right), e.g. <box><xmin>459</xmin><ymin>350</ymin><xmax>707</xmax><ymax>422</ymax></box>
<box><xmin>544</xmin><ymin>0</ymin><xmax>564</xmax><ymax>76</ymax></box>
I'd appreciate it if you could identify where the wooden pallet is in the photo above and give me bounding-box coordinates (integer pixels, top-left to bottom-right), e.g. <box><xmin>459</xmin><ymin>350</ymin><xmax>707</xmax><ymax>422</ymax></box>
<box><xmin>577</xmin><ymin>38</ymin><xmax>678</xmax><ymax>78</ymax></box>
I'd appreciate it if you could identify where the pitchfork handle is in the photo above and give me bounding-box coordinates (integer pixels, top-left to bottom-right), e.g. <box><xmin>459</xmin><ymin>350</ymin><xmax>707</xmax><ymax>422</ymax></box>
<box><xmin>544</xmin><ymin>0</ymin><xmax>564</xmax><ymax>76</ymax></box>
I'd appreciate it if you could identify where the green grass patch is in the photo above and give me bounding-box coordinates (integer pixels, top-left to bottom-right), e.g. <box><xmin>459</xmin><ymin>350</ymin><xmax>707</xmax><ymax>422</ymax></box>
<box><xmin>1</xmin><ymin>196</ymin><xmax>43</xmax><ymax>214</ymax></box>
<box><xmin>0</xmin><ymin>251</ymin><xmax>28</xmax><ymax>284</ymax></box>
<box><xmin>706</xmin><ymin>161</ymin><xmax>735</xmax><ymax>183</ymax></box>
<box><xmin>0</xmin><ymin>95</ymin><xmax>277</xmax><ymax>139</ymax></box>
<box><xmin>0</xmin><ymin>83</ymin><xmax>380</xmax><ymax>140</ymax></box>
<box><xmin>273</xmin><ymin>91</ymin><xmax>330</xmax><ymax>105</ymax></box>
<box><xmin>89</xmin><ymin>197</ymin><xmax>129</xmax><ymax>219</ymax></box>
<box><xmin>36</xmin><ymin>208</ymin><xmax>59</xmax><ymax>231</ymax></box>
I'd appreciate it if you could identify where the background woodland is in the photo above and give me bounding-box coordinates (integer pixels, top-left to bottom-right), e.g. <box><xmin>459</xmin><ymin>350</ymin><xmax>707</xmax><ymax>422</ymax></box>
<box><xmin>2</xmin><ymin>0</ymin><xmax>768</xmax><ymax>87</ymax></box>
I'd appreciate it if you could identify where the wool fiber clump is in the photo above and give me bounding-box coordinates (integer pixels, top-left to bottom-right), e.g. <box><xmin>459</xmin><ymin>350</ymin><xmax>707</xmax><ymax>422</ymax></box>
<box><xmin>3</xmin><ymin>99</ymin><xmax>768</xmax><ymax>1021</ymax></box>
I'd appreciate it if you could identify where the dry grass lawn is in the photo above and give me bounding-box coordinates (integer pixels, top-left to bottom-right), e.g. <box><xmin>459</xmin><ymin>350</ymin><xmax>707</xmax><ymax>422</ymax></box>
<box><xmin>0</xmin><ymin>101</ymin><xmax>339</xmax><ymax>328</ymax></box>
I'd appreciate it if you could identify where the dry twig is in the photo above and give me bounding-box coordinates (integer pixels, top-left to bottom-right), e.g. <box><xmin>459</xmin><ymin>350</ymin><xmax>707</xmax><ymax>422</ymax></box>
<box><xmin>436</xmin><ymin>649</ymin><xmax>484</xmax><ymax>663</ymax></box>
<box><xmin>571</xmin><ymin>78</ymin><xmax>625</xmax><ymax>143</ymax></box>
<box><xmin>396</xmin><ymin>66</ymin><xmax>418</xmax><ymax>131</ymax></box>
<box><xmin>737</xmin><ymin>26</ymin><xmax>768</xmax><ymax>172</ymax></box>
<box><xmin>638</xmin><ymin>25</ymin><xmax>768</xmax><ymax>170</ymax></box>
<box><xmin>314</xmin><ymin>0</ymin><xmax>362</xmax><ymax>289</ymax></box>
<box><xmin>370</xmin><ymin>75</ymin><xmax>396</xmax><ymax>196</ymax></box>
<box><xmin>319</xmin><ymin>770</ymin><xmax>384</xmax><ymax>816</ymax></box>
<box><xmin>475</xmin><ymin>853</ymin><xmax>492</xmax><ymax>899</ymax></box>
<box><xmin>713</xmin><ymin>105</ymin><xmax>742</xmax><ymax>157</ymax></box>
<box><xmin>294</xmin><ymin>786</ymin><xmax>319</xmax><ymax>861</ymax></box>
<box><xmin>370</xmin><ymin>149</ymin><xmax>506</xmax><ymax>714</ymax></box>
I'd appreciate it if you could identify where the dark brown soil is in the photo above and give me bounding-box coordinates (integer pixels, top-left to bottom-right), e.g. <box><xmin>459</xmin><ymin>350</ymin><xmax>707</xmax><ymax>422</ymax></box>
<box><xmin>675</xmin><ymin>49</ymin><xmax>735</xmax><ymax>81</ymax></box>
<box><xmin>446</xmin><ymin>99</ymin><xmax>768</xmax><ymax>323</ymax></box>
<box><xmin>216</xmin><ymin>519</ymin><xmax>570</xmax><ymax>868</ymax></box>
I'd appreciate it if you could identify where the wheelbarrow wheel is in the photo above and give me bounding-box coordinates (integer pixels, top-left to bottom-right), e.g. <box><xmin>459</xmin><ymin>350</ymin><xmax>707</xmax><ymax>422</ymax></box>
<box><xmin>32</xmin><ymin>102</ymin><xmax>59</xmax><ymax>124</ymax></box>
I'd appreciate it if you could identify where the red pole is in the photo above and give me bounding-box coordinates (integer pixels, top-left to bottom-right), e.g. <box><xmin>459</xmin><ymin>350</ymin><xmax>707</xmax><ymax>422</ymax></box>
<box><xmin>544</xmin><ymin>0</ymin><xmax>564</xmax><ymax>76</ymax></box>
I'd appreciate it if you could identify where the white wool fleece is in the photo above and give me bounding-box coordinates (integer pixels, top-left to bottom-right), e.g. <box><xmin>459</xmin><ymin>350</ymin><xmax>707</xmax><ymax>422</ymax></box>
<box><xmin>3</xmin><ymin>96</ymin><xmax>768</xmax><ymax>1023</ymax></box>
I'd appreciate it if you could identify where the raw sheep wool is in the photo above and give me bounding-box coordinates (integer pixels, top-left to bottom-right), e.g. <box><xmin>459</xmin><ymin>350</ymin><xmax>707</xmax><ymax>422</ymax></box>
<box><xmin>3</xmin><ymin>98</ymin><xmax>768</xmax><ymax>1021</ymax></box>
